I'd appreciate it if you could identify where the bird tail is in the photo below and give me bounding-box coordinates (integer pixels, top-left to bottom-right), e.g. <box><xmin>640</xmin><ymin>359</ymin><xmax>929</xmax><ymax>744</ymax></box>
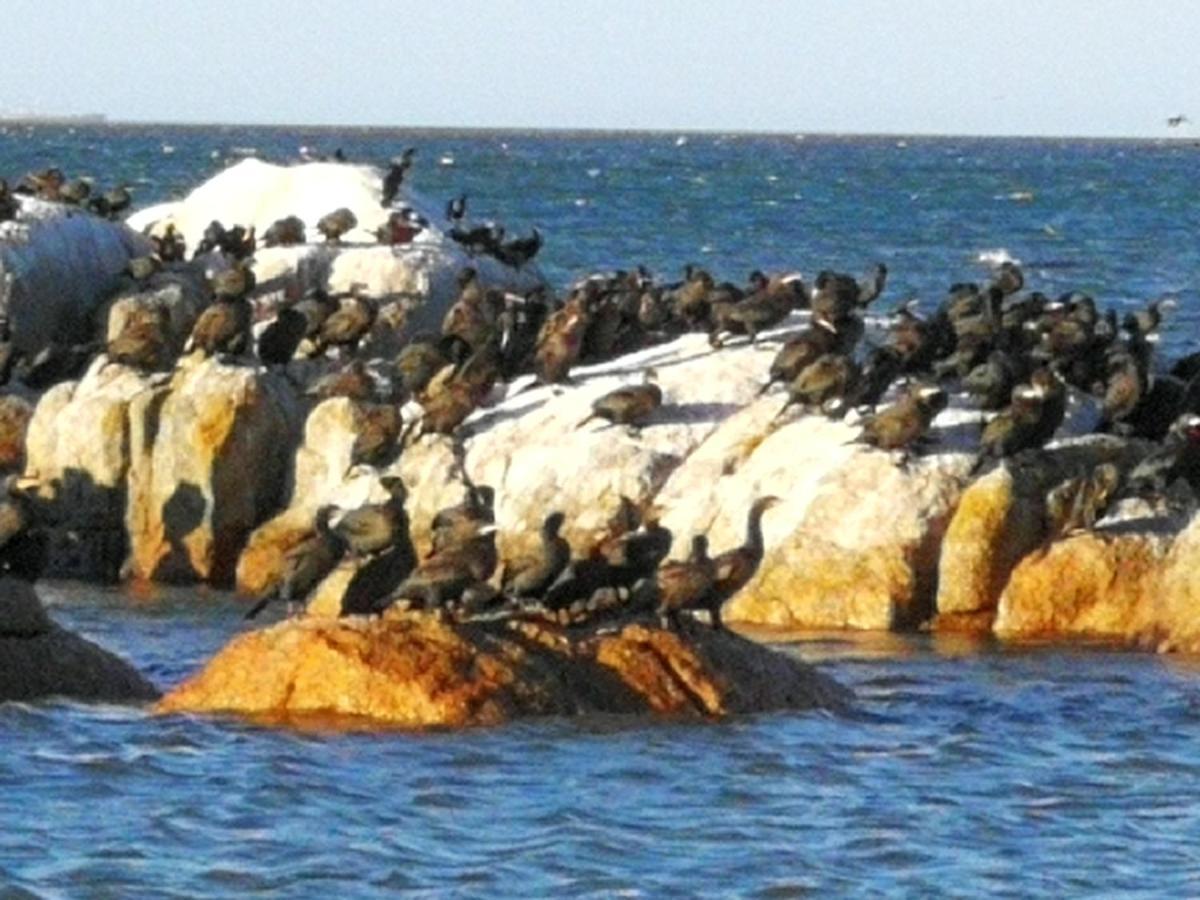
<box><xmin>576</xmin><ymin>413</ymin><xmax>596</xmax><ymax>430</ymax></box>
<box><xmin>756</xmin><ymin>379</ymin><xmax>775</xmax><ymax>397</ymax></box>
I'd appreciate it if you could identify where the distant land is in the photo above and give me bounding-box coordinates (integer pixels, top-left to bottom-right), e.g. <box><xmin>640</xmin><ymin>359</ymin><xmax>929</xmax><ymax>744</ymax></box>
<box><xmin>0</xmin><ymin>113</ymin><xmax>107</xmax><ymax>125</ymax></box>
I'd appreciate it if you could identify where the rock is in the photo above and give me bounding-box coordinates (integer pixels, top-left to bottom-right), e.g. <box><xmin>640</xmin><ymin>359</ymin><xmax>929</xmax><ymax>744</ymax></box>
<box><xmin>0</xmin><ymin>578</ymin><xmax>158</xmax><ymax>703</ymax></box>
<box><xmin>24</xmin><ymin>358</ymin><xmax>157</xmax><ymax>578</ymax></box>
<box><xmin>934</xmin><ymin>436</ymin><xmax>1154</xmax><ymax>629</ymax></box>
<box><xmin>127</xmin><ymin>160</ymin><xmax>543</xmax><ymax>336</ymax></box>
<box><xmin>155</xmin><ymin>612</ymin><xmax>850</xmax><ymax>727</ymax></box>
<box><xmin>236</xmin><ymin>317</ymin><xmax>1113</xmax><ymax>629</ymax></box>
<box><xmin>993</xmin><ymin>530</ymin><xmax>1171</xmax><ymax>642</ymax></box>
<box><xmin>1152</xmin><ymin>516</ymin><xmax>1200</xmax><ymax>653</ymax></box>
<box><xmin>0</xmin><ymin>199</ymin><xmax>152</xmax><ymax>354</ymax></box>
<box><xmin>124</xmin><ymin>355</ymin><xmax>301</xmax><ymax>584</ymax></box>
<box><xmin>723</xmin><ymin>444</ymin><xmax>974</xmax><ymax>630</ymax></box>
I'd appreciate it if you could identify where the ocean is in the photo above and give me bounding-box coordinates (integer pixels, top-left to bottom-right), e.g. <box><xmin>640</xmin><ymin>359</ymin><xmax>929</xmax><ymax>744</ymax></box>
<box><xmin>2</xmin><ymin>125</ymin><xmax>1199</xmax><ymax>896</ymax></box>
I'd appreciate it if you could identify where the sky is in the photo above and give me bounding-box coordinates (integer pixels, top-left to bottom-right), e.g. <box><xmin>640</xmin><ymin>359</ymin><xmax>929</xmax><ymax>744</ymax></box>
<box><xmin>1</xmin><ymin>0</ymin><xmax>1196</xmax><ymax>138</ymax></box>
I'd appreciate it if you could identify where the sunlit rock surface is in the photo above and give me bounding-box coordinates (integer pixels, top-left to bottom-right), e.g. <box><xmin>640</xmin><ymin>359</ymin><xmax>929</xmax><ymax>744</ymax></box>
<box><xmin>0</xmin><ymin>578</ymin><xmax>158</xmax><ymax>703</ymax></box>
<box><xmin>124</xmin><ymin>355</ymin><xmax>300</xmax><ymax>584</ymax></box>
<box><xmin>156</xmin><ymin>612</ymin><xmax>850</xmax><ymax>728</ymax></box>
<box><xmin>993</xmin><ymin>531</ymin><xmax>1172</xmax><ymax>641</ymax></box>
<box><xmin>933</xmin><ymin>437</ymin><xmax>1151</xmax><ymax>630</ymax></box>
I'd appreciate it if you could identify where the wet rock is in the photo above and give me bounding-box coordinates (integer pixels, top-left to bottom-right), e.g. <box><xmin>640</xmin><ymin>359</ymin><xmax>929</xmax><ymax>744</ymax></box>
<box><xmin>0</xmin><ymin>578</ymin><xmax>158</xmax><ymax>703</ymax></box>
<box><xmin>933</xmin><ymin>436</ymin><xmax>1153</xmax><ymax>630</ymax></box>
<box><xmin>124</xmin><ymin>355</ymin><xmax>300</xmax><ymax>584</ymax></box>
<box><xmin>993</xmin><ymin>530</ymin><xmax>1171</xmax><ymax>642</ymax></box>
<box><xmin>156</xmin><ymin>612</ymin><xmax>850</xmax><ymax>727</ymax></box>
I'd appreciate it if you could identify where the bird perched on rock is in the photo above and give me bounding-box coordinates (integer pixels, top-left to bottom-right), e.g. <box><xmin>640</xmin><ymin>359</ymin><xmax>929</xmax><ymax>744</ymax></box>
<box><xmin>261</xmin><ymin>215</ymin><xmax>306</xmax><ymax>248</ymax></box>
<box><xmin>858</xmin><ymin>383</ymin><xmax>947</xmax><ymax>455</ymax></box>
<box><xmin>386</xmin><ymin>522</ymin><xmax>497</xmax><ymax>611</ymax></box>
<box><xmin>332</xmin><ymin>476</ymin><xmax>409</xmax><ymax>559</ymax></box>
<box><xmin>151</xmin><ymin>223</ymin><xmax>187</xmax><ymax>262</ymax></box>
<box><xmin>107</xmin><ymin>303</ymin><xmax>172</xmax><ymax>371</ymax></box>
<box><xmin>856</xmin><ymin>263</ymin><xmax>889</xmax><ymax>308</ymax></box>
<box><xmin>974</xmin><ymin>376</ymin><xmax>1062</xmax><ymax>471</ymax></box>
<box><xmin>703</xmin><ymin>496</ymin><xmax>780</xmax><ymax>629</ymax></box>
<box><xmin>1045</xmin><ymin>463</ymin><xmax>1121</xmax><ymax>540</ymax></box>
<box><xmin>310</xmin><ymin>294</ymin><xmax>376</xmax><ymax>357</ymax></box>
<box><xmin>502</xmin><ymin>511</ymin><xmax>571</xmax><ymax>599</ymax></box>
<box><xmin>1127</xmin><ymin>413</ymin><xmax>1200</xmax><ymax>497</ymax></box>
<box><xmin>210</xmin><ymin>262</ymin><xmax>256</xmax><ymax>301</ymax></box>
<box><xmin>1123</xmin><ymin>297</ymin><xmax>1177</xmax><ymax>339</ymax></box>
<box><xmin>187</xmin><ymin>290</ymin><xmax>252</xmax><ymax>359</ymax></box>
<box><xmin>962</xmin><ymin>349</ymin><xmax>1022</xmax><ymax>411</ymax></box>
<box><xmin>381</xmin><ymin>149</ymin><xmax>416</xmax><ymax>207</ymax></box>
<box><xmin>776</xmin><ymin>354</ymin><xmax>860</xmax><ymax>420</ymax></box>
<box><xmin>244</xmin><ymin>505</ymin><xmax>345</xmax><ymax>619</ymax></box>
<box><xmin>257</xmin><ymin>307</ymin><xmax>309</xmax><ymax>367</ymax></box>
<box><xmin>15</xmin><ymin>341</ymin><xmax>100</xmax><ymax>390</ymax></box>
<box><xmin>708</xmin><ymin>272</ymin><xmax>800</xmax><ymax>347</ymax></box>
<box><xmin>758</xmin><ymin>321</ymin><xmax>840</xmax><ymax>396</ymax></box>
<box><xmin>651</xmin><ymin>534</ymin><xmax>716</xmax><ymax>629</ymax></box>
<box><xmin>577</xmin><ymin>369</ymin><xmax>662</xmax><ymax>432</ymax></box>
<box><xmin>534</xmin><ymin>297</ymin><xmax>589</xmax><ymax>386</ymax></box>
<box><xmin>989</xmin><ymin>260</ymin><xmax>1024</xmax><ymax>296</ymax></box>
<box><xmin>394</xmin><ymin>333</ymin><xmax>470</xmax><ymax>399</ymax></box>
<box><xmin>317</xmin><ymin>207</ymin><xmax>358</xmax><ymax>243</ymax></box>
<box><xmin>348</xmin><ymin>402</ymin><xmax>403</xmax><ymax>473</ymax></box>
<box><xmin>429</xmin><ymin>484</ymin><xmax>496</xmax><ymax>556</ymax></box>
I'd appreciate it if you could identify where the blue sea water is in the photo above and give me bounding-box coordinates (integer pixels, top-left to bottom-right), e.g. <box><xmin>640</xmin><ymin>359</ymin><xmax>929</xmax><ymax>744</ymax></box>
<box><xmin>2</xmin><ymin>126</ymin><xmax>1200</xmax><ymax>896</ymax></box>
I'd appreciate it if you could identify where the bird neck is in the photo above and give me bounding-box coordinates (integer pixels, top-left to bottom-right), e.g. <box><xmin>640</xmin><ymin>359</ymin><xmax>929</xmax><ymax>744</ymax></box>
<box><xmin>744</xmin><ymin>508</ymin><xmax>766</xmax><ymax>554</ymax></box>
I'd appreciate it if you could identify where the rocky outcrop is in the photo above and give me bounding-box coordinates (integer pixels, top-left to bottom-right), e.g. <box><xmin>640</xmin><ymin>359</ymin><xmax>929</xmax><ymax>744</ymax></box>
<box><xmin>127</xmin><ymin>159</ymin><xmax>544</xmax><ymax>334</ymax></box>
<box><xmin>0</xmin><ymin>578</ymin><xmax>158</xmax><ymax>703</ymax></box>
<box><xmin>23</xmin><ymin>359</ymin><xmax>157</xmax><ymax>578</ymax></box>
<box><xmin>156</xmin><ymin>611</ymin><xmax>850</xmax><ymax>727</ymax></box>
<box><xmin>933</xmin><ymin>437</ymin><xmax>1156</xmax><ymax>632</ymax></box>
<box><xmin>124</xmin><ymin>355</ymin><xmax>300</xmax><ymax>584</ymax></box>
<box><xmin>24</xmin><ymin>353</ymin><xmax>300</xmax><ymax>582</ymax></box>
<box><xmin>1</xmin><ymin>199</ymin><xmax>151</xmax><ymax>354</ymax></box>
<box><xmin>238</xmin><ymin>321</ymin><xmax>1116</xmax><ymax>630</ymax></box>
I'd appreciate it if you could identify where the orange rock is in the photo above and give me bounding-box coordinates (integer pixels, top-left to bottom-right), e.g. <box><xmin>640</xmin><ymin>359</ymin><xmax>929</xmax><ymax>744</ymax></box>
<box><xmin>935</xmin><ymin>467</ymin><xmax>1044</xmax><ymax>620</ymax></box>
<box><xmin>157</xmin><ymin>613</ymin><xmax>850</xmax><ymax>728</ymax></box>
<box><xmin>993</xmin><ymin>531</ymin><xmax>1170</xmax><ymax>642</ymax></box>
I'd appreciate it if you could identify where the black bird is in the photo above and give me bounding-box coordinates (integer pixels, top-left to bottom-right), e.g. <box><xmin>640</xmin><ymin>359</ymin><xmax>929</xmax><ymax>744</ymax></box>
<box><xmin>1127</xmin><ymin>413</ymin><xmax>1200</xmax><ymax>497</ymax></box>
<box><xmin>381</xmin><ymin>148</ymin><xmax>416</xmax><ymax>207</ymax></box>
<box><xmin>445</xmin><ymin>193</ymin><xmax>467</xmax><ymax>223</ymax></box>
<box><xmin>244</xmin><ymin>505</ymin><xmax>345</xmax><ymax>619</ymax></box>
<box><xmin>257</xmin><ymin>307</ymin><xmax>309</xmax><ymax>366</ymax></box>
<box><xmin>0</xmin><ymin>476</ymin><xmax>46</xmax><ymax>582</ymax></box>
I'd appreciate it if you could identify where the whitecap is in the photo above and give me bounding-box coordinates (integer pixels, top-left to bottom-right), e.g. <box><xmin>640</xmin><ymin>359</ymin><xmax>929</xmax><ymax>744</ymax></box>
<box><xmin>586</xmin><ymin>168</ymin><xmax>601</xmax><ymax>178</ymax></box>
<box><xmin>439</xmin><ymin>154</ymin><xmax>455</xmax><ymax>167</ymax></box>
<box><xmin>976</xmin><ymin>248</ymin><xmax>1020</xmax><ymax>267</ymax></box>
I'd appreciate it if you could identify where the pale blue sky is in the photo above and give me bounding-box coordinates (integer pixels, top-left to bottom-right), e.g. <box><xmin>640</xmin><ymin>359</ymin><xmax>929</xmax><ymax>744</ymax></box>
<box><xmin>2</xmin><ymin>0</ymin><xmax>1196</xmax><ymax>136</ymax></box>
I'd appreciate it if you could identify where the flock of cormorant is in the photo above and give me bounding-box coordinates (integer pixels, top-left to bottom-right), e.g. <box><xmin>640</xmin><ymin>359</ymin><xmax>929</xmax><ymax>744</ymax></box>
<box><xmin>0</xmin><ymin>149</ymin><xmax>1198</xmax><ymax>638</ymax></box>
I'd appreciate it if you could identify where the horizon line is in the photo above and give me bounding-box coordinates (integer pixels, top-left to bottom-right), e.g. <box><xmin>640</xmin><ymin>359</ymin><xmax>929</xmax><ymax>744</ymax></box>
<box><xmin>0</xmin><ymin>115</ymin><xmax>1195</xmax><ymax>145</ymax></box>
